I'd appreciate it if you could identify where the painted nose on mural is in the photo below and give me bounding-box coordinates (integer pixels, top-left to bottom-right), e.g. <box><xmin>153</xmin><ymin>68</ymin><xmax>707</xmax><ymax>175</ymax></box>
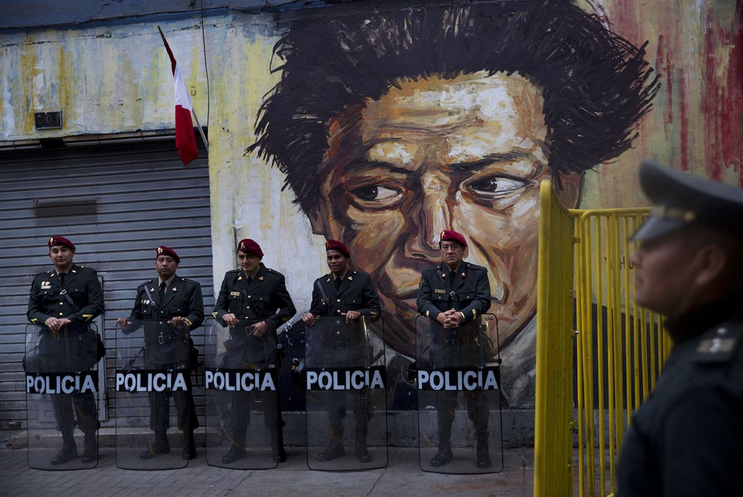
<box><xmin>404</xmin><ymin>190</ymin><xmax>451</xmax><ymax>260</ymax></box>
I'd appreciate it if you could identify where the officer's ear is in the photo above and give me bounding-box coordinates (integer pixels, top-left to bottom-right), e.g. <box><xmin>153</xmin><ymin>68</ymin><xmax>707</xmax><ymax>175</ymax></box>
<box><xmin>692</xmin><ymin>243</ymin><xmax>727</xmax><ymax>287</ymax></box>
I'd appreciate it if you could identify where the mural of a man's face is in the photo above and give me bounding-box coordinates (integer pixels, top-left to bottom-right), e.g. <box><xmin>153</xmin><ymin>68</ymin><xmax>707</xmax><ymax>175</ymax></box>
<box><xmin>310</xmin><ymin>71</ymin><xmax>582</xmax><ymax>355</ymax></box>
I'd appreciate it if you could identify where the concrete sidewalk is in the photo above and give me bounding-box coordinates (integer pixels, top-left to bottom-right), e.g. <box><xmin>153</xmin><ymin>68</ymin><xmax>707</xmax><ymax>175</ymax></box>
<box><xmin>0</xmin><ymin>444</ymin><xmax>534</xmax><ymax>497</ymax></box>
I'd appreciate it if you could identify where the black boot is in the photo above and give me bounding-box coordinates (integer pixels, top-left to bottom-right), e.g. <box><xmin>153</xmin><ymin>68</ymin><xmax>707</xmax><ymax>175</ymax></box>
<box><xmin>476</xmin><ymin>431</ymin><xmax>491</xmax><ymax>468</ymax></box>
<box><xmin>81</xmin><ymin>433</ymin><xmax>97</xmax><ymax>464</ymax></box>
<box><xmin>182</xmin><ymin>430</ymin><xmax>197</xmax><ymax>461</ymax></box>
<box><xmin>355</xmin><ymin>437</ymin><xmax>372</xmax><ymax>463</ymax></box>
<box><xmin>221</xmin><ymin>445</ymin><xmax>246</xmax><ymax>464</ymax></box>
<box><xmin>430</xmin><ymin>439</ymin><xmax>453</xmax><ymax>468</ymax></box>
<box><xmin>140</xmin><ymin>430</ymin><xmax>170</xmax><ymax>459</ymax></box>
<box><xmin>271</xmin><ymin>424</ymin><xmax>286</xmax><ymax>463</ymax></box>
<box><xmin>51</xmin><ymin>432</ymin><xmax>77</xmax><ymax>466</ymax></box>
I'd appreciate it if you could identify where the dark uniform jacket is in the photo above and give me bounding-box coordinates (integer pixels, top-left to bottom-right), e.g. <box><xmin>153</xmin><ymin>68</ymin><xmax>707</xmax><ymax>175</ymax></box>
<box><xmin>213</xmin><ymin>264</ymin><xmax>296</xmax><ymax>366</ymax></box>
<box><xmin>307</xmin><ymin>270</ymin><xmax>381</xmax><ymax>366</ymax></box>
<box><xmin>417</xmin><ymin>262</ymin><xmax>491</xmax><ymax>323</ymax></box>
<box><xmin>28</xmin><ymin>264</ymin><xmax>103</xmax><ymax>327</ymax></box>
<box><xmin>417</xmin><ymin>262</ymin><xmax>492</xmax><ymax>367</ymax></box>
<box><xmin>27</xmin><ymin>264</ymin><xmax>104</xmax><ymax>370</ymax></box>
<box><xmin>309</xmin><ymin>270</ymin><xmax>381</xmax><ymax>320</ymax></box>
<box><xmin>617</xmin><ymin>294</ymin><xmax>743</xmax><ymax>497</ymax></box>
<box><xmin>126</xmin><ymin>275</ymin><xmax>204</xmax><ymax>366</ymax></box>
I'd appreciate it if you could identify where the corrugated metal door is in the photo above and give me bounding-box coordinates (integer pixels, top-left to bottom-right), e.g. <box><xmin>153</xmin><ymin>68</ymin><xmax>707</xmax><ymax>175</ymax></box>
<box><xmin>0</xmin><ymin>138</ymin><xmax>213</xmax><ymax>430</ymax></box>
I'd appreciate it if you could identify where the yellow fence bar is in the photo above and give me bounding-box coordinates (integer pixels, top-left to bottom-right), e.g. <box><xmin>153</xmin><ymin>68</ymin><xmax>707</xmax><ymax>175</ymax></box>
<box><xmin>534</xmin><ymin>180</ymin><xmax>576</xmax><ymax>497</ymax></box>
<box><xmin>535</xmin><ymin>182</ymin><xmax>670</xmax><ymax>497</ymax></box>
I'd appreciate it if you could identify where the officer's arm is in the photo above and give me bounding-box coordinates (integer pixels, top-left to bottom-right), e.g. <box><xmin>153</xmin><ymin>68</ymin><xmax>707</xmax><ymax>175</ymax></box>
<box><xmin>458</xmin><ymin>268</ymin><xmax>492</xmax><ymax>324</ymax></box>
<box><xmin>212</xmin><ymin>275</ymin><xmax>232</xmax><ymax>326</ymax></box>
<box><xmin>68</xmin><ymin>270</ymin><xmax>104</xmax><ymax>324</ymax></box>
<box><xmin>661</xmin><ymin>386</ymin><xmax>743</xmax><ymax>497</ymax></box>
<box><xmin>123</xmin><ymin>287</ymin><xmax>145</xmax><ymax>332</ymax></box>
<box><xmin>184</xmin><ymin>282</ymin><xmax>205</xmax><ymax>331</ymax></box>
<box><xmin>358</xmin><ymin>276</ymin><xmax>382</xmax><ymax>322</ymax></box>
<box><xmin>268</xmin><ymin>275</ymin><xmax>296</xmax><ymax>327</ymax></box>
<box><xmin>27</xmin><ymin>277</ymin><xmax>51</xmax><ymax>325</ymax></box>
<box><xmin>416</xmin><ymin>273</ymin><xmax>440</xmax><ymax>321</ymax></box>
<box><xmin>308</xmin><ymin>281</ymin><xmax>323</xmax><ymax>316</ymax></box>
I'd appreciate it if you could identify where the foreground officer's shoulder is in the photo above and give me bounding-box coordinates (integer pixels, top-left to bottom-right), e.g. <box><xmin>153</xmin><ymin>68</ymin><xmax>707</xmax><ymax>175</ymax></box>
<box><xmin>691</xmin><ymin>323</ymin><xmax>743</xmax><ymax>368</ymax></box>
<box><xmin>465</xmin><ymin>262</ymin><xmax>487</xmax><ymax>273</ymax></box>
<box><xmin>350</xmin><ymin>270</ymin><xmax>372</xmax><ymax>282</ymax></box>
<box><xmin>179</xmin><ymin>276</ymin><xmax>202</xmax><ymax>288</ymax></box>
<box><xmin>421</xmin><ymin>265</ymin><xmax>440</xmax><ymax>276</ymax></box>
<box><xmin>264</xmin><ymin>267</ymin><xmax>286</xmax><ymax>280</ymax></box>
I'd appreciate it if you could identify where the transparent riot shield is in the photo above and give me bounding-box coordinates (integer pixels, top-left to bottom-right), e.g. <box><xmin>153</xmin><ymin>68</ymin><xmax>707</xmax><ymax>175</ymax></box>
<box><xmin>305</xmin><ymin>316</ymin><xmax>387</xmax><ymax>471</ymax></box>
<box><xmin>115</xmin><ymin>320</ymin><xmax>202</xmax><ymax>470</ymax></box>
<box><xmin>415</xmin><ymin>314</ymin><xmax>503</xmax><ymax>474</ymax></box>
<box><xmin>204</xmin><ymin>319</ymin><xmax>280</xmax><ymax>469</ymax></box>
<box><xmin>25</xmin><ymin>323</ymin><xmax>102</xmax><ymax>470</ymax></box>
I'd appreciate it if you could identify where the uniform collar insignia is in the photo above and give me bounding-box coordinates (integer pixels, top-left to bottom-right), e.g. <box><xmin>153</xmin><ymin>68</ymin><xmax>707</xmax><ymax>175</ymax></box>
<box><xmin>326</xmin><ymin>277</ymin><xmax>331</xmax><ymax>283</ymax></box>
<box><xmin>259</xmin><ymin>275</ymin><xmax>264</xmax><ymax>281</ymax></box>
<box><xmin>172</xmin><ymin>287</ymin><xmax>177</xmax><ymax>292</ymax></box>
<box><xmin>348</xmin><ymin>276</ymin><xmax>352</xmax><ymax>281</ymax></box>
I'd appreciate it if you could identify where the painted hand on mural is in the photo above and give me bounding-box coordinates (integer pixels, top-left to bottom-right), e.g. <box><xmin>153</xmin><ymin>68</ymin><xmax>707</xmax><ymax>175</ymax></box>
<box><xmin>250</xmin><ymin>0</ymin><xmax>659</xmax><ymax>406</ymax></box>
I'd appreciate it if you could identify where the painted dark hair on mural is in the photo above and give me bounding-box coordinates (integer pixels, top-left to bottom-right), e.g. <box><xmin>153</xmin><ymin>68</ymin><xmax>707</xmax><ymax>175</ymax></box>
<box><xmin>250</xmin><ymin>0</ymin><xmax>660</xmax><ymax>215</ymax></box>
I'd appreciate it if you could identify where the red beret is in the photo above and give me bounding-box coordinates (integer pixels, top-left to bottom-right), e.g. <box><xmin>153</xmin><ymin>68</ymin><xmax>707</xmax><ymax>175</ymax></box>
<box><xmin>325</xmin><ymin>239</ymin><xmax>351</xmax><ymax>258</ymax></box>
<box><xmin>48</xmin><ymin>236</ymin><xmax>75</xmax><ymax>251</ymax></box>
<box><xmin>237</xmin><ymin>238</ymin><xmax>264</xmax><ymax>257</ymax></box>
<box><xmin>440</xmin><ymin>229</ymin><xmax>467</xmax><ymax>247</ymax></box>
<box><xmin>156</xmin><ymin>245</ymin><xmax>180</xmax><ymax>263</ymax></box>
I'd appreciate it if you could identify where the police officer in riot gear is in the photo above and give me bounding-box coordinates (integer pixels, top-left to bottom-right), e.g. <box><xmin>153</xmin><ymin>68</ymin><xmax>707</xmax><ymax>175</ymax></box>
<box><xmin>27</xmin><ymin>236</ymin><xmax>104</xmax><ymax>465</ymax></box>
<box><xmin>117</xmin><ymin>245</ymin><xmax>204</xmax><ymax>461</ymax></box>
<box><xmin>616</xmin><ymin>160</ymin><xmax>743</xmax><ymax>496</ymax></box>
<box><xmin>213</xmin><ymin>239</ymin><xmax>296</xmax><ymax>464</ymax></box>
<box><xmin>417</xmin><ymin>229</ymin><xmax>492</xmax><ymax>468</ymax></box>
<box><xmin>302</xmin><ymin>239</ymin><xmax>381</xmax><ymax>463</ymax></box>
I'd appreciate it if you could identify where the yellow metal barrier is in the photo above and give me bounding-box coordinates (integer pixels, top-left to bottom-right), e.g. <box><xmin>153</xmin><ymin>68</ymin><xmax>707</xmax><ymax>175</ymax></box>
<box><xmin>534</xmin><ymin>180</ymin><xmax>576</xmax><ymax>497</ymax></box>
<box><xmin>535</xmin><ymin>181</ymin><xmax>671</xmax><ymax>497</ymax></box>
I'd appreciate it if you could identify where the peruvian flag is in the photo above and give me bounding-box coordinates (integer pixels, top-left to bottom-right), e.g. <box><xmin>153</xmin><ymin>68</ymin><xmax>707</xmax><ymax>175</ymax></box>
<box><xmin>158</xmin><ymin>27</ymin><xmax>199</xmax><ymax>165</ymax></box>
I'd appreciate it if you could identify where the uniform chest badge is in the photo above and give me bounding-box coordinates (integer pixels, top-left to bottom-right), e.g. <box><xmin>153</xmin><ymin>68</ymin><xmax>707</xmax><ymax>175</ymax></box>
<box><xmin>141</xmin><ymin>299</ymin><xmax>151</xmax><ymax>305</ymax></box>
<box><xmin>435</xmin><ymin>289</ymin><xmax>446</xmax><ymax>294</ymax></box>
<box><xmin>41</xmin><ymin>281</ymin><xmax>51</xmax><ymax>290</ymax></box>
<box><xmin>230</xmin><ymin>291</ymin><xmax>241</xmax><ymax>297</ymax></box>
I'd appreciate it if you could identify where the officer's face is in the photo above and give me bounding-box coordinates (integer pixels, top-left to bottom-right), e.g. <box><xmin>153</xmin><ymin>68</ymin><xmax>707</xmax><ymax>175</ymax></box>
<box><xmin>440</xmin><ymin>241</ymin><xmax>465</xmax><ymax>270</ymax></box>
<box><xmin>630</xmin><ymin>230</ymin><xmax>701</xmax><ymax>316</ymax></box>
<box><xmin>155</xmin><ymin>255</ymin><xmax>178</xmax><ymax>280</ymax></box>
<box><xmin>309</xmin><ymin>71</ymin><xmax>582</xmax><ymax>355</ymax></box>
<box><xmin>48</xmin><ymin>245</ymin><xmax>74</xmax><ymax>271</ymax></box>
<box><xmin>326</xmin><ymin>249</ymin><xmax>349</xmax><ymax>276</ymax></box>
<box><xmin>237</xmin><ymin>250</ymin><xmax>262</xmax><ymax>275</ymax></box>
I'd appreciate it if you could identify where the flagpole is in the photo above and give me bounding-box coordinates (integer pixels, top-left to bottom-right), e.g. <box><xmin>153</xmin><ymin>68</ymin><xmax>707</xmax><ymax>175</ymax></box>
<box><xmin>190</xmin><ymin>109</ymin><xmax>209</xmax><ymax>153</ymax></box>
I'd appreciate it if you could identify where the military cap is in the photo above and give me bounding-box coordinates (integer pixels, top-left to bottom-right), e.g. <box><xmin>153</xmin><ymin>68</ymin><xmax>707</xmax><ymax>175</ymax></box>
<box><xmin>237</xmin><ymin>238</ymin><xmax>264</xmax><ymax>257</ymax></box>
<box><xmin>631</xmin><ymin>160</ymin><xmax>743</xmax><ymax>241</ymax></box>
<box><xmin>325</xmin><ymin>239</ymin><xmax>351</xmax><ymax>258</ymax></box>
<box><xmin>48</xmin><ymin>235</ymin><xmax>75</xmax><ymax>251</ymax></box>
<box><xmin>156</xmin><ymin>245</ymin><xmax>180</xmax><ymax>263</ymax></box>
<box><xmin>439</xmin><ymin>229</ymin><xmax>467</xmax><ymax>247</ymax></box>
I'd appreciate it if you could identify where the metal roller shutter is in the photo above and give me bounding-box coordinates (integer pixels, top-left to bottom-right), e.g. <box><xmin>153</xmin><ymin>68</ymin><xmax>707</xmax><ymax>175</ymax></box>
<box><xmin>0</xmin><ymin>137</ymin><xmax>213</xmax><ymax>429</ymax></box>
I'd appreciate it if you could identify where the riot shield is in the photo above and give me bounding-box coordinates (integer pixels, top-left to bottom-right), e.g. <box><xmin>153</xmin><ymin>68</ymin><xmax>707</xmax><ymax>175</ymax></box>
<box><xmin>115</xmin><ymin>320</ymin><xmax>202</xmax><ymax>470</ymax></box>
<box><xmin>204</xmin><ymin>319</ymin><xmax>280</xmax><ymax>469</ymax></box>
<box><xmin>415</xmin><ymin>314</ymin><xmax>503</xmax><ymax>474</ymax></box>
<box><xmin>25</xmin><ymin>323</ymin><xmax>101</xmax><ymax>470</ymax></box>
<box><xmin>305</xmin><ymin>316</ymin><xmax>387</xmax><ymax>471</ymax></box>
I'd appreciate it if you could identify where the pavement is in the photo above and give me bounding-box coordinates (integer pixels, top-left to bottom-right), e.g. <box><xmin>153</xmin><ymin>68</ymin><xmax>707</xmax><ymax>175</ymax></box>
<box><xmin>0</xmin><ymin>441</ymin><xmax>535</xmax><ymax>497</ymax></box>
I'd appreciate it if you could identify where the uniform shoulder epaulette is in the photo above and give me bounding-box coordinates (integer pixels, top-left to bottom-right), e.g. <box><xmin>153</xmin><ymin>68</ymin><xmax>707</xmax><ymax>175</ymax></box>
<box><xmin>692</xmin><ymin>324</ymin><xmax>743</xmax><ymax>365</ymax></box>
<box><xmin>465</xmin><ymin>262</ymin><xmax>487</xmax><ymax>271</ymax></box>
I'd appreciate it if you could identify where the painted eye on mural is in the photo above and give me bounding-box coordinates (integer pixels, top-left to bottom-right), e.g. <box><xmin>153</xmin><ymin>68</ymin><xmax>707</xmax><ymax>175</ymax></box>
<box><xmin>466</xmin><ymin>175</ymin><xmax>528</xmax><ymax>198</ymax></box>
<box><xmin>347</xmin><ymin>184</ymin><xmax>404</xmax><ymax>208</ymax></box>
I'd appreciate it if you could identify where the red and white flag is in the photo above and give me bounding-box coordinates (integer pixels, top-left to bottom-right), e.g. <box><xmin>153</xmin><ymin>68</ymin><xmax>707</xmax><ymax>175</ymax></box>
<box><xmin>158</xmin><ymin>27</ymin><xmax>199</xmax><ymax>165</ymax></box>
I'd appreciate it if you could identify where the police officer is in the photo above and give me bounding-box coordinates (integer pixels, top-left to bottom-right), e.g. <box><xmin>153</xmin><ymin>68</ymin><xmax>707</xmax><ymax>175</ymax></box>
<box><xmin>417</xmin><ymin>229</ymin><xmax>492</xmax><ymax>468</ymax></box>
<box><xmin>616</xmin><ymin>160</ymin><xmax>743</xmax><ymax>496</ymax></box>
<box><xmin>117</xmin><ymin>246</ymin><xmax>204</xmax><ymax>460</ymax></box>
<box><xmin>213</xmin><ymin>239</ymin><xmax>296</xmax><ymax>464</ymax></box>
<box><xmin>27</xmin><ymin>236</ymin><xmax>104</xmax><ymax>465</ymax></box>
<box><xmin>301</xmin><ymin>240</ymin><xmax>381</xmax><ymax>463</ymax></box>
